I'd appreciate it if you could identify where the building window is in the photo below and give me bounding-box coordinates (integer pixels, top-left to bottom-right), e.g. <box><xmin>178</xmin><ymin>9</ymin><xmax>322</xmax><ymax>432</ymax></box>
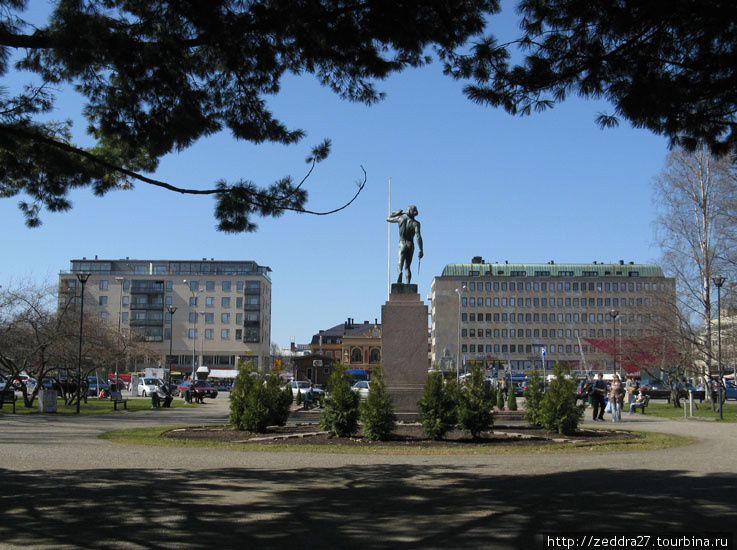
<box><xmin>205</xmin><ymin>329</ymin><xmax>214</xmax><ymax>340</ymax></box>
<box><xmin>369</xmin><ymin>348</ymin><xmax>381</xmax><ymax>363</ymax></box>
<box><xmin>99</xmin><ymin>311</ymin><xmax>108</xmax><ymax>320</ymax></box>
<box><xmin>189</xmin><ymin>312</ymin><xmax>197</xmax><ymax>323</ymax></box>
<box><xmin>166</xmin><ymin>280</ymin><xmax>173</xmax><ymax>292</ymax></box>
<box><xmin>188</xmin><ymin>328</ymin><xmax>197</xmax><ymax>339</ymax></box>
<box><xmin>121</xmin><ymin>312</ymin><xmax>128</xmax><ymax>323</ymax></box>
<box><xmin>222</xmin><ymin>281</ymin><xmax>231</xmax><ymax>291</ymax></box>
<box><xmin>122</xmin><ymin>296</ymin><xmax>129</xmax><ymax>307</ymax></box>
<box><xmin>189</xmin><ymin>296</ymin><xmax>198</xmax><ymax>307</ymax></box>
<box><xmin>222</xmin><ymin>297</ymin><xmax>231</xmax><ymax>308</ymax></box>
<box><xmin>221</xmin><ymin>329</ymin><xmax>230</xmax><ymax>340</ymax></box>
<box><xmin>99</xmin><ymin>296</ymin><xmax>108</xmax><ymax>306</ymax></box>
<box><xmin>206</xmin><ymin>281</ymin><xmax>215</xmax><ymax>291</ymax></box>
<box><xmin>205</xmin><ymin>313</ymin><xmax>214</xmax><ymax>324</ymax></box>
<box><xmin>206</xmin><ymin>297</ymin><xmax>214</xmax><ymax>307</ymax></box>
<box><xmin>221</xmin><ymin>313</ymin><xmax>230</xmax><ymax>324</ymax></box>
<box><xmin>99</xmin><ymin>280</ymin><xmax>108</xmax><ymax>290</ymax></box>
<box><xmin>189</xmin><ymin>280</ymin><xmax>199</xmax><ymax>291</ymax></box>
<box><xmin>235</xmin><ymin>329</ymin><xmax>242</xmax><ymax>340</ymax></box>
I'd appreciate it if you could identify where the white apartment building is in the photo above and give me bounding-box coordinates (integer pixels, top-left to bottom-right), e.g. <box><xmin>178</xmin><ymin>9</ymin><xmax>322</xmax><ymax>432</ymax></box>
<box><xmin>431</xmin><ymin>258</ymin><xmax>676</xmax><ymax>374</ymax></box>
<box><xmin>59</xmin><ymin>258</ymin><xmax>272</xmax><ymax>372</ymax></box>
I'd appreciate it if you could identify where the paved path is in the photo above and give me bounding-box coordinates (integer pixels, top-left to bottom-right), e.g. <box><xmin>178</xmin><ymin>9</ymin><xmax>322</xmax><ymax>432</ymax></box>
<box><xmin>0</xmin><ymin>398</ymin><xmax>734</xmax><ymax>549</ymax></box>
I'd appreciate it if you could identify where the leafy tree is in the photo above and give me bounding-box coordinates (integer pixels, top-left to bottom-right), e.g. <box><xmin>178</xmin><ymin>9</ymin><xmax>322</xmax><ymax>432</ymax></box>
<box><xmin>537</xmin><ymin>364</ymin><xmax>585</xmax><ymax>435</ymax></box>
<box><xmin>417</xmin><ymin>370</ymin><xmax>458</xmax><ymax>441</ymax></box>
<box><xmin>1</xmin><ymin>1</ymin><xmax>496</xmax><ymax>231</ymax></box>
<box><xmin>320</xmin><ymin>363</ymin><xmax>360</xmax><ymax>437</ymax></box>
<box><xmin>523</xmin><ymin>369</ymin><xmax>545</xmax><ymax>427</ymax></box>
<box><xmin>448</xmin><ymin>0</ymin><xmax>737</xmax><ymax>155</ymax></box>
<box><xmin>359</xmin><ymin>365</ymin><xmax>396</xmax><ymax>441</ymax></box>
<box><xmin>456</xmin><ymin>364</ymin><xmax>493</xmax><ymax>439</ymax></box>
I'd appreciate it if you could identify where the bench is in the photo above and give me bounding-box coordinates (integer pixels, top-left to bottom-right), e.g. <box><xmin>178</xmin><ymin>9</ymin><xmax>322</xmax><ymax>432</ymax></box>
<box><xmin>629</xmin><ymin>395</ymin><xmax>650</xmax><ymax>414</ymax></box>
<box><xmin>110</xmin><ymin>391</ymin><xmax>129</xmax><ymax>411</ymax></box>
<box><xmin>0</xmin><ymin>389</ymin><xmax>17</xmax><ymax>413</ymax></box>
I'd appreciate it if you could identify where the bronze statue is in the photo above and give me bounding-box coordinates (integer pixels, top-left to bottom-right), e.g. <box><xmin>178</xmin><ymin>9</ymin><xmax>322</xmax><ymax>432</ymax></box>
<box><xmin>387</xmin><ymin>204</ymin><xmax>423</xmax><ymax>284</ymax></box>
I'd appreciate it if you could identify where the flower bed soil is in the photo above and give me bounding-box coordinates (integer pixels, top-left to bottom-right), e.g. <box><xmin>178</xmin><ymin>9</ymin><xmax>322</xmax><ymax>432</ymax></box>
<box><xmin>163</xmin><ymin>423</ymin><xmax>638</xmax><ymax>448</ymax></box>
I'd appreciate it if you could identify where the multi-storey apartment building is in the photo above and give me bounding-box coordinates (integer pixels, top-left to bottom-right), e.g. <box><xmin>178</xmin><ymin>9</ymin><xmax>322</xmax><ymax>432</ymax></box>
<box><xmin>431</xmin><ymin>258</ymin><xmax>676</xmax><ymax>373</ymax></box>
<box><xmin>59</xmin><ymin>258</ymin><xmax>272</xmax><ymax>372</ymax></box>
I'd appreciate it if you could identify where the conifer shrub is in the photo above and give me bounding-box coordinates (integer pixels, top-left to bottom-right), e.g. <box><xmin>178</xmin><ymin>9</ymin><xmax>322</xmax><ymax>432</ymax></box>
<box><xmin>320</xmin><ymin>363</ymin><xmax>360</xmax><ymax>437</ymax></box>
<box><xmin>360</xmin><ymin>365</ymin><xmax>397</xmax><ymax>440</ymax></box>
<box><xmin>229</xmin><ymin>363</ymin><xmax>291</xmax><ymax>432</ymax></box>
<box><xmin>507</xmin><ymin>383</ymin><xmax>518</xmax><ymax>411</ymax></box>
<box><xmin>496</xmin><ymin>382</ymin><xmax>505</xmax><ymax>411</ymax></box>
<box><xmin>538</xmin><ymin>364</ymin><xmax>585</xmax><ymax>435</ymax></box>
<box><xmin>417</xmin><ymin>370</ymin><xmax>458</xmax><ymax>440</ymax></box>
<box><xmin>296</xmin><ymin>388</ymin><xmax>303</xmax><ymax>406</ymax></box>
<box><xmin>523</xmin><ymin>369</ymin><xmax>545</xmax><ymax>426</ymax></box>
<box><xmin>456</xmin><ymin>364</ymin><xmax>494</xmax><ymax>439</ymax></box>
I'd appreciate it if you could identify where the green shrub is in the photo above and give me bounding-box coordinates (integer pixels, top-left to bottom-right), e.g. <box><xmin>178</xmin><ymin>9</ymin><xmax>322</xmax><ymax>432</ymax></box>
<box><xmin>507</xmin><ymin>384</ymin><xmax>518</xmax><ymax>410</ymax></box>
<box><xmin>538</xmin><ymin>364</ymin><xmax>585</xmax><ymax>435</ymax></box>
<box><xmin>296</xmin><ymin>388</ymin><xmax>303</xmax><ymax>406</ymax></box>
<box><xmin>523</xmin><ymin>369</ymin><xmax>545</xmax><ymax>426</ymax></box>
<box><xmin>360</xmin><ymin>365</ymin><xmax>396</xmax><ymax>440</ymax></box>
<box><xmin>229</xmin><ymin>364</ymin><xmax>291</xmax><ymax>432</ymax></box>
<box><xmin>496</xmin><ymin>382</ymin><xmax>505</xmax><ymax>410</ymax></box>
<box><xmin>417</xmin><ymin>370</ymin><xmax>458</xmax><ymax>440</ymax></box>
<box><xmin>320</xmin><ymin>364</ymin><xmax>360</xmax><ymax>437</ymax></box>
<box><xmin>457</xmin><ymin>364</ymin><xmax>494</xmax><ymax>439</ymax></box>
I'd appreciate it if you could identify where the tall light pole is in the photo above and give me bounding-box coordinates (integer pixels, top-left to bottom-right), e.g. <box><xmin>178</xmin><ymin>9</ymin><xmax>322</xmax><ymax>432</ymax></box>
<box><xmin>610</xmin><ymin>310</ymin><xmax>619</xmax><ymax>376</ymax></box>
<box><xmin>713</xmin><ymin>276</ymin><xmax>726</xmax><ymax>420</ymax></box>
<box><xmin>75</xmin><ymin>272</ymin><xmax>90</xmax><ymax>414</ymax></box>
<box><xmin>199</xmin><ymin>310</ymin><xmax>206</xmax><ymax>372</ymax></box>
<box><xmin>455</xmin><ymin>286</ymin><xmax>466</xmax><ymax>382</ymax></box>
<box><xmin>167</xmin><ymin>305</ymin><xmax>177</xmax><ymax>388</ymax></box>
<box><xmin>115</xmin><ymin>276</ymin><xmax>124</xmax><ymax>389</ymax></box>
<box><xmin>183</xmin><ymin>280</ymin><xmax>199</xmax><ymax>383</ymax></box>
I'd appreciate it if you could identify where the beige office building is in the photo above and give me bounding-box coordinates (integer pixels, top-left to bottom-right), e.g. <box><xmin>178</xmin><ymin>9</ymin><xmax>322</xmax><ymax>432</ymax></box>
<box><xmin>59</xmin><ymin>258</ymin><xmax>272</xmax><ymax>372</ymax></box>
<box><xmin>431</xmin><ymin>258</ymin><xmax>676</xmax><ymax>374</ymax></box>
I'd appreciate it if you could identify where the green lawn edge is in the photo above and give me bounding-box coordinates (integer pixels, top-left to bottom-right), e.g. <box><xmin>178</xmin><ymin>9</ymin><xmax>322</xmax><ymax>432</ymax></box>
<box><xmin>98</xmin><ymin>425</ymin><xmax>695</xmax><ymax>455</ymax></box>
<box><xmin>1</xmin><ymin>399</ymin><xmax>197</xmax><ymax>415</ymax></box>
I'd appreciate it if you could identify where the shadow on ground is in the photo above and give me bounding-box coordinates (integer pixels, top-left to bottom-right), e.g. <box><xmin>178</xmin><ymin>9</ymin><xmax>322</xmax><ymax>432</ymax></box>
<box><xmin>0</xmin><ymin>466</ymin><xmax>734</xmax><ymax>549</ymax></box>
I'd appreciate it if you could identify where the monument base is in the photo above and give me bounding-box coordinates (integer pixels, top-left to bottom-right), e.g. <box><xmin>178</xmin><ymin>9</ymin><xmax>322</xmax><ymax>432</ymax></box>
<box><xmin>381</xmin><ymin>288</ymin><xmax>428</xmax><ymax>415</ymax></box>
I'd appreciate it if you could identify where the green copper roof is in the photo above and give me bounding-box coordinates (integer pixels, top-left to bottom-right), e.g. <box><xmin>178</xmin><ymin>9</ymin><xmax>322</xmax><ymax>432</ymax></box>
<box><xmin>441</xmin><ymin>262</ymin><xmax>665</xmax><ymax>278</ymax></box>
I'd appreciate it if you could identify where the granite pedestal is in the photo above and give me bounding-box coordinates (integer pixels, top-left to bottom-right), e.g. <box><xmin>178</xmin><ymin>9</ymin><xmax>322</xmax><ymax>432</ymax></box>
<box><xmin>381</xmin><ymin>284</ymin><xmax>429</xmax><ymax>417</ymax></box>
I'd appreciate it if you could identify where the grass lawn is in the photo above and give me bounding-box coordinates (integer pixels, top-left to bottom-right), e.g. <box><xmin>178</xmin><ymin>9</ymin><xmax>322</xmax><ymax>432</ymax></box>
<box><xmin>0</xmin><ymin>396</ymin><xmax>197</xmax><ymax>415</ymax></box>
<box><xmin>639</xmin><ymin>401</ymin><xmax>737</xmax><ymax>422</ymax></box>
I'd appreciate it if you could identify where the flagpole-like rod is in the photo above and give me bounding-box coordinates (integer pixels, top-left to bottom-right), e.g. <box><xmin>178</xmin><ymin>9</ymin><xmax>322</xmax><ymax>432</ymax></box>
<box><xmin>387</xmin><ymin>176</ymin><xmax>391</xmax><ymax>298</ymax></box>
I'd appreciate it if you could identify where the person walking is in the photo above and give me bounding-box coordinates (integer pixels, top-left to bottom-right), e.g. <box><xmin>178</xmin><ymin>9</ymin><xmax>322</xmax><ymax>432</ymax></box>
<box><xmin>591</xmin><ymin>373</ymin><xmax>608</xmax><ymax>421</ymax></box>
<box><xmin>609</xmin><ymin>374</ymin><xmax>625</xmax><ymax>422</ymax></box>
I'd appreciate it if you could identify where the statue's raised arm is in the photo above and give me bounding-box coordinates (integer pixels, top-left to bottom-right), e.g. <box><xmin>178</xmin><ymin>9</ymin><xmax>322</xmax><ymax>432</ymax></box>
<box><xmin>388</xmin><ymin>204</ymin><xmax>423</xmax><ymax>284</ymax></box>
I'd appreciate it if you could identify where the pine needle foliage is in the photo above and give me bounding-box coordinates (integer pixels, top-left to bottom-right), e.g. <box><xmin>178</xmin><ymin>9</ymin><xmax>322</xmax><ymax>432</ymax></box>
<box><xmin>320</xmin><ymin>363</ymin><xmax>360</xmax><ymax>437</ymax></box>
<box><xmin>507</xmin><ymin>383</ymin><xmax>518</xmax><ymax>411</ymax></box>
<box><xmin>417</xmin><ymin>371</ymin><xmax>458</xmax><ymax>440</ymax></box>
<box><xmin>456</xmin><ymin>364</ymin><xmax>494</xmax><ymax>439</ymax></box>
<box><xmin>229</xmin><ymin>363</ymin><xmax>292</xmax><ymax>432</ymax></box>
<box><xmin>523</xmin><ymin>369</ymin><xmax>545</xmax><ymax>427</ymax></box>
<box><xmin>359</xmin><ymin>365</ymin><xmax>397</xmax><ymax>441</ymax></box>
<box><xmin>496</xmin><ymin>382</ymin><xmax>505</xmax><ymax>411</ymax></box>
<box><xmin>538</xmin><ymin>364</ymin><xmax>585</xmax><ymax>435</ymax></box>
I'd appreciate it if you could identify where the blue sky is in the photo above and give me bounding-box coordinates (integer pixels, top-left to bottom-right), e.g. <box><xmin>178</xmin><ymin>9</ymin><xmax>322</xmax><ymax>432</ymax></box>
<box><xmin>1</xmin><ymin>2</ymin><xmax>670</xmax><ymax>346</ymax></box>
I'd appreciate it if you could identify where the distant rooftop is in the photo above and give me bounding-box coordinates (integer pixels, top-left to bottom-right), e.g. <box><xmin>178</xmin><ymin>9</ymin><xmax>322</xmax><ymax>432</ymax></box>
<box><xmin>66</xmin><ymin>258</ymin><xmax>271</xmax><ymax>279</ymax></box>
<box><xmin>441</xmin><ymin>259</ymin><xmax>665</xmax><ymax>278</ymax></box>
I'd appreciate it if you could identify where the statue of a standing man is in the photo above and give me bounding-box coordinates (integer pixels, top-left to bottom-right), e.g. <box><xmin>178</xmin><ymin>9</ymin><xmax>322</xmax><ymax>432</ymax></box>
<box><xmin>387</xmin><ymin>205</ymin><xmax>423</xmax><ymax>284</ymax></box>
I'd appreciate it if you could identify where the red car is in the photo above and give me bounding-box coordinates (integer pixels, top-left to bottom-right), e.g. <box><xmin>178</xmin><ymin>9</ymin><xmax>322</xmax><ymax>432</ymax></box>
<box><xmin>176</xmin><ymin>379</ymin><xmax>218</xmax><ymax>399</ymax></box>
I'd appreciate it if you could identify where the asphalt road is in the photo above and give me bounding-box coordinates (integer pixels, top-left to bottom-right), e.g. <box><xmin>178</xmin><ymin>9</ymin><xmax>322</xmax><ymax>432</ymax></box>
<box><xmin>0</xmin><ymin>396</ymin><xmax>734</xmax><ymax>549</ymax></box>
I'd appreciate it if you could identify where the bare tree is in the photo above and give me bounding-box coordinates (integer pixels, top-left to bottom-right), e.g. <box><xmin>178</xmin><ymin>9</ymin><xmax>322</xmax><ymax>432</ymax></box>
<box><xmin>653</xmin><ymin>145</ymin><xmax>737</xmax><ymax>404</ymax></box>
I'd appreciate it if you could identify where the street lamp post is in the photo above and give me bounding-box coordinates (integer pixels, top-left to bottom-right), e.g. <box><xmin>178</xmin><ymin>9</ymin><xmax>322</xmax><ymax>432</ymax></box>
<box><xmin>455</xmin><ymin>286</ymin><xmax>466</xmax><ymax>382</ymax></box>
<box><xmin>167</xmin><ymin>305</ymin><xmax>177</xmax><ymax>389</ymax></box>
<box><xmin>610</xmin><ymin>310</ymin><xmax>620</xmax><ymax>376</ymax></box>
<box><xmin>115</xmin><ymin>276</ymin><xmax>124</xmax><ymax>390</ymax></box>
<box><xmin>75</xmin><ymin>272</ymin><xmax>90</xmax><ymax>414</ymax></box>
<box><xmin>713</xmin><ymin>276</ymin><xmax>726</xmax><ymax>420</ymax></box>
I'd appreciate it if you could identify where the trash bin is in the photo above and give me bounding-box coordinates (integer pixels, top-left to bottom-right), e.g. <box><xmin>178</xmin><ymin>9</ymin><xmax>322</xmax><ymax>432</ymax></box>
<box><xmin>184</xmin><ymin>390</ymin><xmax>191</xmax><ymax>403</ymax></box>
<box><xmin>38</xmin><ymin>389</ymin><xmax>58</xmax><ymax>413</ymax></box>
<box><xmin>151</xmin><ymin>393</ymin><xmax>160</xmax><ymax>408</ymax></box>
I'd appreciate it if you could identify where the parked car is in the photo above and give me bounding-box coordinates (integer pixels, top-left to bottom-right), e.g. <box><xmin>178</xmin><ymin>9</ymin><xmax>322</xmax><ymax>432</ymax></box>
<box><xmin>724</xmin><ymin>379</ymin><xmax>737</xmax><ymax>400</ymax></box>
<box><xmin>87</xmin><ymin>377</ymin><xmax>110</xmax><ymax>396</ymax></box>
<box><xmin>285</xmin><ymin>380</ymin><xmax>324</xmax><ymax>402</ymax></box>
<box><xmin>138</xmin><ymin>377</ymin><xmax>163</xmax><ymax>397</ymax></box>
<box><xmin>176</xmin><ymin>379</ymin><xmax>218</xmax><ymax>399</ymax></box>
<box><xmin>351</xmin><ymin>380</ymin><xmax>371</xmax><ymax>400</ymax></box>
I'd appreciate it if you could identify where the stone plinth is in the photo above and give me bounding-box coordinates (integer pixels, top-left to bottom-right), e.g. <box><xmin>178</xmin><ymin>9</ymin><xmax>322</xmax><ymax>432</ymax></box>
<box><xmin>381</xmin><ymin>285</ymin><xmax>429</xmax><ymax>416</ymax></box>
